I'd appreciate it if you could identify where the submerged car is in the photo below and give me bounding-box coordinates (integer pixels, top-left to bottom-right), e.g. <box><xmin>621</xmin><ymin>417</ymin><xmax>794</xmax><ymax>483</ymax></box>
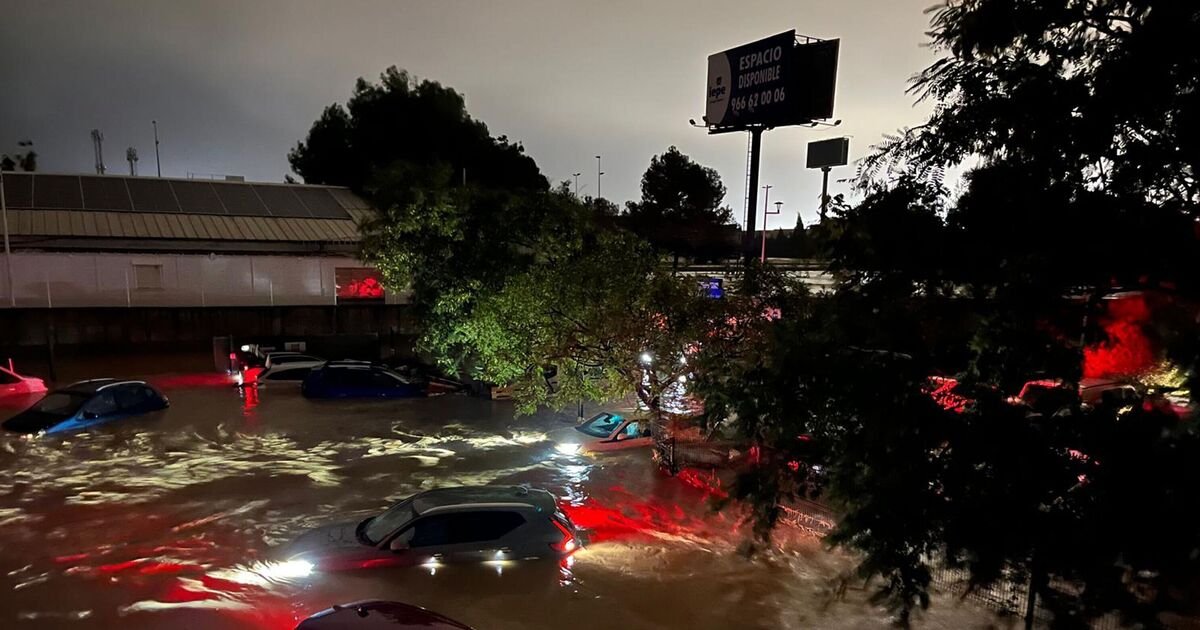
<box><xmin>0</xmin><ymin>365</ymin><xmax>47</xmax><ymax>399</ymax></box>
<box><xmin>554</xmin><ymin>411</ymin><xmax>654</xmax><ymax>455</ymax></box>
<box><xmin>301</xmin><ymin>361</ymin><xmax>426</xmax><ymax>399</ymax></box>
<box><xmin>296</xmin><ymin>600</ymin><xmax>473</xmax><ymax>630</ymax></box>
<box><xmin>282</xmin><ymin>485</ymin><xmax>583</xmax><ymax>572</ymax></box>
<box><xmin>1</xmin><ymin>379</ymin><xmax>168</xmax><ymax>435</ymax></box>
<box><xmin>240</xmin><ymin>360</ymin><xmax>325</xmax><ymax>387</ymax></box>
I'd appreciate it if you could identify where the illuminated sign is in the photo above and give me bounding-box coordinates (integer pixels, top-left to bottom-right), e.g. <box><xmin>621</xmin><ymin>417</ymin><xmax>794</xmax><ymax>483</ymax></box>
<box><xmin>335</xmin><ymin>267</ymin><xmax>385</xmax><ymax>300</ymax></box>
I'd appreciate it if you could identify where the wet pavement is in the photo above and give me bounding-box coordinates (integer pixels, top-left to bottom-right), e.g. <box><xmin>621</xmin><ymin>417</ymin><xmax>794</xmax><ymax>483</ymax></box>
<box><xmin>0</xmin><ymin>377</ymin><xmax>1001</xmax><ymax>629</ymax></box>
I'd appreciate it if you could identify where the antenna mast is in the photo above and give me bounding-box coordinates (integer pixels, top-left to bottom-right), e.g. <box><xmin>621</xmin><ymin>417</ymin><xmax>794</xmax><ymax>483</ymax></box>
<box><xmin>126</xmin><ymin>147</ymin><xmax>139</xmax><ymax>176</ymax></box>
<box><xmin>91</xmin><ymin>129</ymin><xmax>106</xmax><ymax>175</ymax></box>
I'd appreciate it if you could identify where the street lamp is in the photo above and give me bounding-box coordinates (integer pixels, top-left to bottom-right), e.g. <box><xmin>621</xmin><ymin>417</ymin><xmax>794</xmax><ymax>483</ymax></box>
<box><xmin>759</xmin><ymin>186</ymin><xmax>777</xmax><ymax>263</ymax></box>
<box><xmin>572</xmin><ymin>172</ymin><xmax>581</xmax><ymax>197</ymax></box>
<box><xmin>595</xmin><ymin>156</ymin><xmax>604</xmax><ymax>199</ymax></box>
<box><xmin>763</xmin><ymin>199</ymin><xmax>782</xmax><ymax>262</ymax></box>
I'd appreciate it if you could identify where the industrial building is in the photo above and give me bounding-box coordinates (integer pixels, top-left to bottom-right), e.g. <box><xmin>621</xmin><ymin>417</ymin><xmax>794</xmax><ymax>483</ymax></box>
<box><xmin>0</xmin><ymin>172</ymin><xmax>412</xmax><ymax>361</ymax></box>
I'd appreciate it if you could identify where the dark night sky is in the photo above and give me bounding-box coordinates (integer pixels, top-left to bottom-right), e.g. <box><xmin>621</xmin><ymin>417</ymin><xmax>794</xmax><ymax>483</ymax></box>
<box><xmin>1</xmin><ymin>0</ymin><xmax>937</xmax><ymax>229</ymax></box>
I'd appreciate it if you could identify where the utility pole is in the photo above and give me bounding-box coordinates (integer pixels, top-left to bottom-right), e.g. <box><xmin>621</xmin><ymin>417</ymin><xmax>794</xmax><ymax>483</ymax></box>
<box><xmin>91</xmin><ymin>129</ymin><xmax>106</xmax><ymax>175</ymax></box>
<box><xmin>126</xmin><ymin>147</ymin><xmax>139</xmax><ymax>176</ymax></box>
<box><xmin>595</xmin><ymin>155</ymin><xmax>603</xmax><ymax>200</ymax></box>
<box><xmin>759</xmin><ymin>185</ymin><xmax>773</xmax><ymax>262</ymax></box>
<box><xmin>153</xmin><ymin>120</ymin><xmax>161</xmax><ymax>177</ymax></box>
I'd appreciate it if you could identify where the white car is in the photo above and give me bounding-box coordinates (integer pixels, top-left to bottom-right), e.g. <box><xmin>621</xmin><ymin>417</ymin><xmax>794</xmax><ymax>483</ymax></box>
<box><xmin>239</xmin><ymin>360</ymin><xmax>325</xmax><ymax>387</ymax></box>
<box><xmin>265</xmin><ymin>352</ymin><xmax>325</xmax><ymax>368</ymax></box>
<box><xmin>554</xmin><ymin>412</ymin><xmax>654</xmax><ymax>455</ymax></box>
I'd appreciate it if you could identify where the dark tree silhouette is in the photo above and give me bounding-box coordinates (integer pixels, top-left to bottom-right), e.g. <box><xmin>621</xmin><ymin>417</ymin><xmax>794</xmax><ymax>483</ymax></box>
<box><xmin>289</xmin><ymin>67</ymin><xmax>547</xmax><ymax>195</ymax></box>
<box><xmin>623</xmin><ymin>146</ymin><xmax>736</xmax><ymax>264</ymax></box>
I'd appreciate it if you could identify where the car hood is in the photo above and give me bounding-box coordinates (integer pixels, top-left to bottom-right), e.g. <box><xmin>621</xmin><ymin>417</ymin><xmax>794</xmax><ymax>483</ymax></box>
<box><xmin>1</xmin><ymin>410</ymin><xmax>68</xmax><ymax>434</ymax></box>
<box><xmin>284</xmin><ymin>520</ymin><xmax>367</xmax><ymax>559</ymax></box>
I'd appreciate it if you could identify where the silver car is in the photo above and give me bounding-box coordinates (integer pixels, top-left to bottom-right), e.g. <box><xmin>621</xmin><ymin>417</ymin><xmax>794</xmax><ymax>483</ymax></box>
<box><xmin>282</xmin><ymin>486</ymin><xmax>583</xmax><ymax>572</ymax></box>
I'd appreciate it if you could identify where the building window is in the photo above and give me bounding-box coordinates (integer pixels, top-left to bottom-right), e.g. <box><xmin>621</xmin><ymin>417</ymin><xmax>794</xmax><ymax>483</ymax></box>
<box><xmin>335</xmin><ymin>267</ymin><xmax>385</xmax><ymax>301</ymax></box>
<box><xmin>133</xmin><ymin>264</ymin><xmax>163</xmax><ymax>290</ymax></box>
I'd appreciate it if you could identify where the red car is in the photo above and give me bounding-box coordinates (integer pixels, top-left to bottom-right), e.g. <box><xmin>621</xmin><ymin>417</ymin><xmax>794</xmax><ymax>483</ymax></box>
<box><xmin>0</xmin><ymin>364</ymin><xmax>47</xmax><ymax>399</ymax></box>
<box><xmin>296</xmin><ymin>601</ymin><xmax>473</xmax><ymax>629</ymax></box>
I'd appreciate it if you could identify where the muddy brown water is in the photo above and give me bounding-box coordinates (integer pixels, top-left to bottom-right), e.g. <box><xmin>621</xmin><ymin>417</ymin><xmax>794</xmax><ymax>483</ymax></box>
<box><xmin>0</xmin><ymin>378</ymin><xmax>1000</xmax><ymax>629</ymax></box>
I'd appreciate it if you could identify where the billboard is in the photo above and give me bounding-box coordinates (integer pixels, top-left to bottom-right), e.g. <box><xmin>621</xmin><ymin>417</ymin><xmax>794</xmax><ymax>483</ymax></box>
<box><xmin>705</xmin><ymin>31</ymin><xmax>839</xmax><ymax>130</ymax></box>
<box><xmin>806</xmin><ymin>137</ymin><xmax>850</xmax><ymax>169</ymax></box>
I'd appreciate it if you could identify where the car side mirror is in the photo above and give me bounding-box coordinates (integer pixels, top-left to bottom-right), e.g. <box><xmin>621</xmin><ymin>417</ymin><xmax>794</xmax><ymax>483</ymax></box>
<box><xmin>389</xmin><ymin>530</ymin><xmax>414</xmax><ymax>552</ymax></box>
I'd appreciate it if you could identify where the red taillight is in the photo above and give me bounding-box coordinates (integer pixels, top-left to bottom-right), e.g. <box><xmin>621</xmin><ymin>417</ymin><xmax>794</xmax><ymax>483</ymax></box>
<box><xmin>550</xmin><ymin>517</ymin><xmax>577</xmax><ymax>554</ymax></box>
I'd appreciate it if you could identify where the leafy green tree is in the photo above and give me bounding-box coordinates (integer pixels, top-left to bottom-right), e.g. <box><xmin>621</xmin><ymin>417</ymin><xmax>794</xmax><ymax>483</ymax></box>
<box><xmin>695</xmin><ymin>1</ymin><xmax>1200</xmax><ymax>626</ymax></box>
<box><xmin>624</xmin><ymin>146</ymin><xmax>737</xmax><ymax>264</ymax></box>
<box><xmin>289</xmin><ymin>67</ymin><xmax>546</xmax><ymax>194</ymax></box>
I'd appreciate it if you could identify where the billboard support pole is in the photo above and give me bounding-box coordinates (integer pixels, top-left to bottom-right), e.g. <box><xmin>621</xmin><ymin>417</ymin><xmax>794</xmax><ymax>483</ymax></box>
<box><xmin>743</xmin><ymin>127</ymin><xmax>763</xmax><ymax>264</ymax></box>
<box><xmin>820</xmin><ymin>166</ymin><xmax>831</xmax><ymax>221</ymax></box>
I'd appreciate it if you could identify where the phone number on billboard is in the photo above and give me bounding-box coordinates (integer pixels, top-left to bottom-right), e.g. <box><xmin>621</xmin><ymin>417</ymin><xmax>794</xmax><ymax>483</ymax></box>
<box><xmin>730</xmin><ymin>87</ymin><xmax>787</xmax><ymax>115</ymax></box>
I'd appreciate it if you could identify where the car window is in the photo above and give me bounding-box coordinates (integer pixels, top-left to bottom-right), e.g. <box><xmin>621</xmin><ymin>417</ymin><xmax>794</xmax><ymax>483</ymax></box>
<box><xmin>82</xmin><ymin>391</ymin><xmax>119</xmax><ymax>417</ymax></box>
<box><xmin>114</xmin><ymin>385</ymin><xmax>156</xmax><ymax>410</ymax></box>
<box><xmin>407</xmin><ymin>512</ymin><xmax>526</xmax><ymax>548</ymax></box>
<box><xmin>365</xmin><ymin>498</ymin><xmax>417</xmax><ymax>544</ymax></box>
<box><xmin>267</xmin><ymin>366</ymin><xmax>310</xmax><ymax>380</ymax></box>
<box><xmin>578</xmin><ymin>413</ymin><xmax>625</xmax><ymax>438</ymax></box>
<box><xmin>371</xmin><ymin>371</ymin><xmax>402</xmax><ymax>388</ymax></box>
<box><xmin>33</xmin><ymin>392</ymin><xmax>90</xmax><ymax>416</ymax></box>
<box><xmin>618</xmin><ymin>421</ymin><xmax>642</xmax><ymax>439</ymax></box>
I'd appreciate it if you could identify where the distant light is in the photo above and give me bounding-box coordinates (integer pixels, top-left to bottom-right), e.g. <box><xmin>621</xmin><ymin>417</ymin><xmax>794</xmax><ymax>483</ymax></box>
<box><xmin>556</xmin><ymin>443</ymin><xmax>582</xmax><ymax>456</ymax></box>
<box><xmin>639</xmin><ymin>352</ymin><xmax>653</xmax><ymax>365</ymax></box>
<box><xmin>233</xmin><ymin>372</ymin><xmax>243</xmax><ymax>386</ymax></box>
<box><xmin>240</xmin><ymin>344</ymin><xmax>251</xmax><ymax>352</ymax></box>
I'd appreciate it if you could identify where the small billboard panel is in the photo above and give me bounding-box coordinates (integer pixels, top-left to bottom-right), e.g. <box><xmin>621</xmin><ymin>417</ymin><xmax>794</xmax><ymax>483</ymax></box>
<box><xmin>806</xmin><ymin>137</ymin><xmax>850</xmax><ymax>169</ymax></box>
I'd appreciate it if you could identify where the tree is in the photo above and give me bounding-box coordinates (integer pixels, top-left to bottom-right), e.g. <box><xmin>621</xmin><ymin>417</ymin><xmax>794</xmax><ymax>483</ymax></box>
<box><xmin>696</xmin><ymin>1</ymin><xmax>1200</xmax><ymax>626</ymax></box>
<box><xmin>624</xmin><ymin>146</ymin><xmax>737</xmax><ymax>264</ymax></box>
<box><xmin>289</xmin><ymin>67</ymin><xmax>546</xmax><ymax>195</ymax></box>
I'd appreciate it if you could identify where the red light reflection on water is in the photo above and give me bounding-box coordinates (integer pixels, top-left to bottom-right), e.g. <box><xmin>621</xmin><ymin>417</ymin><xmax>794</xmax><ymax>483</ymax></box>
<box><xmin>559</xmin><ymin>480</ymin><xmax>730</xmax><ymax>545</ymax></box>
<box><xmin>151</xmin><ymin>373</ymin><xmax>239</xmax><ymax>389</ymax></box>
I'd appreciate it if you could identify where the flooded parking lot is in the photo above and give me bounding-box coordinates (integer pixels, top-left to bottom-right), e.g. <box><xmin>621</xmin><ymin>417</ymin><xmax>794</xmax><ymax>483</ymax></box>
<box><xmin>0</xmin><ymin>377</ymin><xmax>998</xmax><ymax>629</ymax></box>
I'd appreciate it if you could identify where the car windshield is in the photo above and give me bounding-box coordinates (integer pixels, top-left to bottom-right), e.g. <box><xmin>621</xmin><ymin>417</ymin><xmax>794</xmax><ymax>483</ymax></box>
<box><xmin>577</xmin><ymin>413</ymin><xmax>624</xmax><ymax>438</ymax></box>
<box><xmin>362</xmin><ymin>498</ymin><xmax>417</xmax><ymax>544</ymax></box>
<box><xmin>32</xmin><ymin>392</ymin><xmax>89</xmax><ymax>417</ymax></box>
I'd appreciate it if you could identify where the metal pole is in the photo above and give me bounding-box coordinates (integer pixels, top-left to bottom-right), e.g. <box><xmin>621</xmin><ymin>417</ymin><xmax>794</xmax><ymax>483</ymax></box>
<box><xmin>153</xmin><ymin>120</ymin><xmax>161</xmax><ymax>177</ymax></box>
<box><xmin>743</xmin><ymin>128</ymin><xmax>764</xmax><ymax>263</ymax></box>
<box><xmin>760</xmin><ymin>185</ymin><xmax>772</xmax><ymax>263</ymax></box>
<box><xmin>595</xmin><ymin>155</ymin><xmax>602</xmax><ymax>199</ymax></box>
<box><xmin>819</xmin><ymin>166</ymin><xmax>831</xmax><ymax>221</ymax></box>
<box><xmin>1</xmin><ymin>170</ymin><xmax>14</xmax><ymax>307</ymax></box>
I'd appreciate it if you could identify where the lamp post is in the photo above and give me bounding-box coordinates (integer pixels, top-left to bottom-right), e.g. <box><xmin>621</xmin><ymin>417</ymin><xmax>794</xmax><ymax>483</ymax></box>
<box><xmin>759</xmin><ymin>185</ymin><xmax>775</xmax><ymax>263</ymax></box>
<box><xmin>572</xmin><ymin>172</ymin><xmax>581</xmax><ymax>197</ymax></box>
<box><xmin>153</xmin><ymin>120</ymin><xmax>161</xmax><ymax>177</ymax></box>
<box><xmin>595</xmin><ymin>155</ymin><xmax>604</xmax><ymax>200</ymax></box>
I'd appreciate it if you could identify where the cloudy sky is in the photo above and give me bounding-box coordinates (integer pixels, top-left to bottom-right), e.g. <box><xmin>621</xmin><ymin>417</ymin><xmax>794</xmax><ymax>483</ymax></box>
<box><xmin>1</xmin><ymin>0</ymin><xmax>938</xmax><ymax>229</ymax></box>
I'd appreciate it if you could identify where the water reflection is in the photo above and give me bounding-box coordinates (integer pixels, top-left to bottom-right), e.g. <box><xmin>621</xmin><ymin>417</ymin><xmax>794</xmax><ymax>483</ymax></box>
<box><xmin>0</xmin><ymin>380</ymin><xmax>995</xmax><ymax>629</ymax></box>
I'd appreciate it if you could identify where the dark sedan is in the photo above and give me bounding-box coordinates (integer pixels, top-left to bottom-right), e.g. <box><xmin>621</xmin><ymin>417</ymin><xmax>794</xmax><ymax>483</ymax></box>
<box><xmin>301</xmin><ymin>362</ymin><xmax>426</xmax><ymax>399</ymax></box>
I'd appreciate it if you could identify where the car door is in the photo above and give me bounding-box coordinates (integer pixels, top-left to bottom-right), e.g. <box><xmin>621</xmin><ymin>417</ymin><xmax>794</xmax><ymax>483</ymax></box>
<box><xmin>76</xmin><ymin>390</ymin><xmax>121</xmax><ymax>428</ymax></box>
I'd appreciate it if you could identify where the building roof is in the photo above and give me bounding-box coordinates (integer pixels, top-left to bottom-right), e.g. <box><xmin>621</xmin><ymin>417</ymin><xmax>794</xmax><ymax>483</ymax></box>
<box><xmin>0</xmin><ymin>172</ymin><xmax>373</xmax><ymax>252</ymax></box>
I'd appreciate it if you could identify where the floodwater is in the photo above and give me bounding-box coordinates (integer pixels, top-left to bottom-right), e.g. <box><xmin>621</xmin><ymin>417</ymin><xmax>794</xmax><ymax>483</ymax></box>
<box><xmin>0</xmin><ymin>377</ymin><xmax>1002</xmax><ymax>629</ymax></box>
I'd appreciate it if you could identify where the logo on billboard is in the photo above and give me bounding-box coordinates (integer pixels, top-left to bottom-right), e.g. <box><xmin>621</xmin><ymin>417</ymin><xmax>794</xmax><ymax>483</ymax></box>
<box><xmin>706</xmin><ymin>53</ymin><xmax>733</xmax><ymax>126</ymax></box>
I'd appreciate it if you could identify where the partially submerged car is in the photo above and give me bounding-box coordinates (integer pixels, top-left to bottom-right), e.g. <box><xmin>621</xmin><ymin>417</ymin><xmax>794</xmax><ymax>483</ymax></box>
<box><xmin>2</xmin><ymin>379</ymin><xmax>168</xmax><ymax>435</ymax></box>
<box><xmin>553</xmin><ymin>411</ymin><xmax>654</xmax><ymax>455</ymax></box>
<box><xmin>282</xmin><ymin>486</ymin><xmax>583</xmax><ymax>572</ymax></box>
<box><xmin>296</xmin><ymin>601</ymin><xmax>473</xmax><ymax>629</ymax></box>
<box><xmin>0</xmin><ymin>364</ymin><xmax>47</xmax><ymax>399</ymax></box>
<box><xmin>302</xmin><ymin>361</ymin><xmax>426</xmax><ymax>399</ymax></box>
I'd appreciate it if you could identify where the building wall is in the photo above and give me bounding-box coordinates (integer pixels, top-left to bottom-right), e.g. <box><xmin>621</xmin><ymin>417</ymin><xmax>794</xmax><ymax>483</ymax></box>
<box><xmin>0</xmin><ymin>251</ymin><xmax>406</xmax><ymax>308</ymax></box>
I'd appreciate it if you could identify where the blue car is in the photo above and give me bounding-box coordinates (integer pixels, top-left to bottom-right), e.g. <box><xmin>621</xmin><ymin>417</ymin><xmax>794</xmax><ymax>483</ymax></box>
<box><xmin>2</xmin><ymin>379</ymin><xmax>169</xmax><ymax>435</ymax></box>
<box><xmin>301</xmin><ymin>361</ymin><xmax>427</xmax><ymax>399</ymax></box>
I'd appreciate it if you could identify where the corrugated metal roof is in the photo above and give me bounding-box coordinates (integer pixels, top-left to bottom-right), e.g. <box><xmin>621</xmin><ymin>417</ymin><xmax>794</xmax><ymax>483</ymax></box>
<box><xmin>1</xmin><ymin>173</ymin><xmax>371</xmax><ymax>245</ymax></box>
<box><xmin>3</xmin><ymin>208</ymin><xmax>360</xmax><ymax>243</ymax></box>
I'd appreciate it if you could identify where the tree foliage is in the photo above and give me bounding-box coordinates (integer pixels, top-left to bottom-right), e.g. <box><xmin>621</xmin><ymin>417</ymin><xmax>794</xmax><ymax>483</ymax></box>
<box><xmin>1</xmin><ymin>140</ymin><xmax>36</xmax><ymax>172</ymax></box>
<box><xmin>694</xmin><ymin>1</ymin><xmax>1200</xmax><ymax>626</ymax></box>
<box><xmin>624</xmin><ymin>146</ymin><xmax>737</xmax><ymax>263</ymax></box>
<box><xmin>289</xmin><ymin>67</ymin><xmax>546</xmax><ymax>194</ymax></box>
